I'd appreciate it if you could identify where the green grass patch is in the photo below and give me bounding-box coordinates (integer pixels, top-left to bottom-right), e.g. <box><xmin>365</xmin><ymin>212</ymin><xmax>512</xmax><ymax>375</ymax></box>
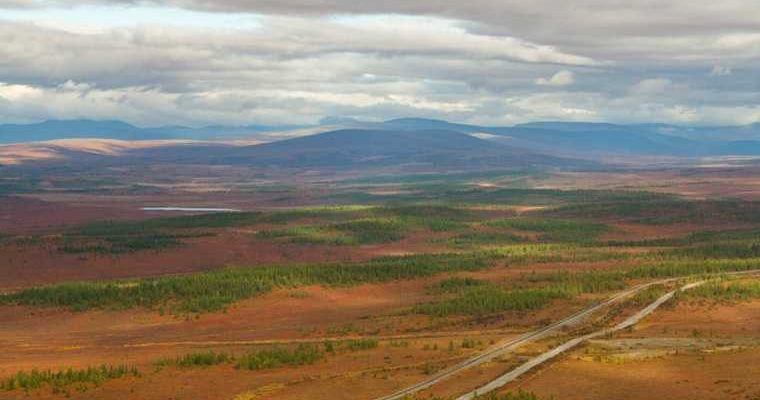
<box><xmin>607</xmin><ymin>228</ymin><xmax>760</xmax><ymax>247</ymax></box>
<box><xmin>664</xmin><ymin>241</ymin><xmax>760</xmax><ymax>259</ymax></box>
<box><xmin>258</xmin><ymin>218</ymin><xmax>406</xmax><ymax>245</ymax></box>
<box><xmin>628</xmin><ymin>258</ymin><xmax>760</xmax><ymax>279</ymax></box>
<box><xmin>415</xmin><ymin>257</ymin><xmax>760</xmax><ymax>317</ymax></box>
<box><xmin>549</xmin><ymin>199</ymin><xmax>760</xmax><ymax>225</ymax></box>
<box><xmin>236</xmin><ymin>344</ymin><xmax>323</xmax><ymax>370</ymax></box>
<box><xmin>154</xmin><ymin>351</ymin><xmax>233</xmax><ymax>369</ymax></box>
<box><xmin>417</xmin><ymin>268</ymin><xmax>629</xmax><ymax>317</ymax></box>
<box><xmin>257</xmin><ymin>225</ymin><xmax>354</xmax><ymax>245</ymax></box>
<box><xmin>0</xmin><ymin>253</ymin><xmax>496</xmax><ymax>313</ymax></box>
<box><xmin>489</xmin><ymin>243</ymin><xmax>630</xmax><ymax>264</ymax></box>
<box><xmin>446</xmin><ymin>231</ymin><xmax>527</xmax><ymax>248</ymax></box>
<box><xmin>682</xmin><ymin>279</ymin><xmax>760</xmax><ymax>302</ymax></box>
<box><xmin>628</xmin><ymin>285</ymin><xmax>670</xmax><ymax>307</ymax></box>
<box><xmin>520</xmin><ymin>270</ymin><xmax>628</xmax><ymax>294</ymax></box>
<box><xmin>59</xmin><ymin>234</ymin><xmax>188</xmax><ymax>254</ymax></box>
<box><xmin>0</xmin><ymin>365</ymin><xmax>139</xmax><ymax>392</ymax></box>
<box><xmin>259</xmin><ymin>207</ymin><xmax>474</xmax><ymax>245</ymax></box>
<box><xmin>331</xmin><ymin>218</ymin><xmax>408</xmax><ymax>243</ymax></box>
<box><xmin>74</xmin><ymin>213</ymin><xmax>264</xmax><ymax>235</ymax></box>
<box><xmin>61</xmin><ymin>205</ymin><xmax>465</xmax><ymax>251</ymax></box>
<box><xmin>431</xmin><ymin>277</ymin><xmax>486</xmax><ymax>293</ymax></box>
<box><xmin>546</xmin><ymin>199</ymin><xmax>690</xmax><ymax>224</ymax></box>
<box><xmin>340</xmin><ymin>170</ymin><xmax>542</xmax><ymax>185</ymax></box>
<box><xmin>63</xmin><ymin>205</ymin><xmax>475</xmax><ymax>251</ymax></box>
<box><xmin>475</xmin><ymin>390</ymin><xmax>552</xmax><ymax>400</ymax></box>
<box><xmin>327</xmin><ymin>186</ymin><xmax>671</xmax><ymax>207</ymax></box>
<box><xmin>522</xmin><ymin>259</ymin><xmax>760</xmax><ymax>294</ymax></box>
<box><xmin>377</xmin><ymin>205</ymin><xmax>473</xmax><ymax>232</ymax></box>
<box><xmin>415</xmin><ymin>285</ymin><xmax>572</xmax><ymax>317</ymax></box>
<box><xmin>343</xmin><ymin>338</ymin><xmax>379</xmax><ymax>351</ymax></box>
<box><xmin>262</xmin><ymin>205</ymin><xmax>377</xmax><ymax>224</ymax></box>
<box><xmin>486</xmin><ymin>218</ymin><xmax>609</xmax><ymax>243</ymax></box>
<box><xmin>58</xmin><ymin>213</ymin><xmax>252</xmax><ymax>254</ymax></box>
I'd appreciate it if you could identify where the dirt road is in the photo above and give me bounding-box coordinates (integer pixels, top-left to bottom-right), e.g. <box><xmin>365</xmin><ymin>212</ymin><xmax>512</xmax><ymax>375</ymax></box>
<box><xmin>376</xmin><ymin>270</ymin><xmax>760</xmax><ymax>400</ymax></box>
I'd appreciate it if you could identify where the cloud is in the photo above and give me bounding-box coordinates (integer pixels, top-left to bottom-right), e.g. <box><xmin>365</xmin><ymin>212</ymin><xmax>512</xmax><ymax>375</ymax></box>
<box><xmin>710</xmin><ymin>65</ymin><xmax>732</xmax><ymax>76</ymax></box>
<box><xmin>9</xmin><ymin>1</ymin><xmax>760</xmax><ymax>63</ymax></box>
<box><xmin>2</xmin><ymin>77</ymin><xmax>759</xmax><ymax>127</ymax></box>
<box><xmin>535</xmin><ymin>70</ymin><xmax>575</xmax><ymax>86</ymax></box>
<box><xmin>0</xmin><ymin>16</ymin><xmax>604</xmax><ymax>126</ymax></box>
<box><xmin>630</xmin><ymin>78</ymin><xmax>673</xmax><ymax>96</ymax></box>
<box><xmin>0</xmin><ymin>16</ymin><xmax>598</xmax><ymax>89</ymax></box>
<box><xmin>0</xmin><ymin>2</ymin><xmax>759</xmax><ymax>126</ymax></box>
<box><xmin>0</xmin><ymin>0</ymin><xmax>42</xmax><ymax>7</ymax></box>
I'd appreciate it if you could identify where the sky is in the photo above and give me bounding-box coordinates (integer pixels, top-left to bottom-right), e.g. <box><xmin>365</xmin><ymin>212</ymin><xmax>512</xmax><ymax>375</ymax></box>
<box><xmin>0</xmin><ymin>1</ymin><xmax>759</xmax><ymax>127</ymax></box>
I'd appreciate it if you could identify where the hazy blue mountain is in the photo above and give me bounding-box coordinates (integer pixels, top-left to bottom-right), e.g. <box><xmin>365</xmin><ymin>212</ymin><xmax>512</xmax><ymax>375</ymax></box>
<box><xmin>500</xmin><ymin>122</ymin><xmax>706</xmax><ymax>156</ymax></box>
<box><xmin>514</xmin><ymin>121</ymin><xmax>760</xmax><ymax>142</ymax></box>
<box><xmin>379</xmin><ymin>118</ymin><xmax>481</xmax><ymax>132</ymax></box>
<box><xmin>714</xmin><ymin>140</ymin><xmax>760</xmax><ymax>155</ymax></box>
<box><xmin>211</xmin><ymin>128</ymin><xmax>583</xmax><ymax>169</ymax></box>
<box><xmin>372</xmin><ymin>119</ymin><xmax>760</xmax><ymax>157</ymax></box>
<box><xmin>678</xmin><ymin>124</ymin><xmax>760</xmax><ymax>141</ymax></box>
<box><xmin>0</xmin><ymin>120</ymin><xmax>157</xmax><ymax>143</ymax></box>
<box><xmin>4</xmin><ymin>118</ymin><xmax>760</xmax><ymax>158</ymax></box>
<box><xmin>0</xmin><ymin>119</ymin><xmax>290</xmax><ymax>143</ymax></box>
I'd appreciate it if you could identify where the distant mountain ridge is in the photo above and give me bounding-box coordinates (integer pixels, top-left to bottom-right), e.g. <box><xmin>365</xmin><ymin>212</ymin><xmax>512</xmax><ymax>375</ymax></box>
<box><xmin>0</xmin><ymin>119</ymin><xmax>292</xmax><ymax>144</ymax></box>
<box><xmin>7</xmin><ymin>127</ymin><xmax>585</xmax><ymax>171</ymax></box>
<box><xmin>371</xmin><ymin>118</ymin><xmax>760</xmax><ymax>157</ymax></box>
<box><xmin>3</xmin><ymin>118</ymin><xmax>760</xmax><ymax>158</ymax></box>
<box><xmin>186</xmin><ymin>128</ymin><xmax>584</xmax><ymax>169</ymax></box>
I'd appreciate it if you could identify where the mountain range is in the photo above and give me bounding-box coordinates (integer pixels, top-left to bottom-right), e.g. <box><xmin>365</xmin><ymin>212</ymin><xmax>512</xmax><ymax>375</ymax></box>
<box><xmin>0</xmin><ymin>120</ymin><xmax>292</xmax><ymax>143</ymax></box>
<box><xmin>3</xmin><ymin>118</ymin><xmax>760</xmax><ymax>169</ymax></box>
<box><xmin>362</xmin><ymin>118</ymin><xmax>760</xmax><ymax>157</ymax></box>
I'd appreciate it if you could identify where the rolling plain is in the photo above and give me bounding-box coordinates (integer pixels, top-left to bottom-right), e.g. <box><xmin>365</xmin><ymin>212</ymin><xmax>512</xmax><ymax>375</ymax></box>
<box><xmin>1</xmin><ymin>138</ymin><xmax>760</xmax><ymax>400</ymax></box>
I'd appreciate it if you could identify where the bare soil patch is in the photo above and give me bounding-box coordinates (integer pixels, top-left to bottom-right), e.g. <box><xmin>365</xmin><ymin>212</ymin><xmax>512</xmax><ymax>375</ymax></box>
<box><xmin>508</xmin><ymin>345</ymin><xmax>760</xmax><ymax>400</ymax></box>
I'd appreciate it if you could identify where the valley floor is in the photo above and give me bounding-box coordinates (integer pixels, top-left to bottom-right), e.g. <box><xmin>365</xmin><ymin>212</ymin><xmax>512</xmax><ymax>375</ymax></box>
<box><xmin>1</xmin><ymin>166</ymin><xmax>760</xmax><ymax>399</ymax></box>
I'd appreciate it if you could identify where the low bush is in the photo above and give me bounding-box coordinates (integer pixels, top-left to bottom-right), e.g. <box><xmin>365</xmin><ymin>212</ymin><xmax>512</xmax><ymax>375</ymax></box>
<box><xmin>236</xmin><ymin>344</ymin><xmax>323</xmax><ymax>370</ymax></box>
<box><xmin>344</xmin><ymin>338</ymin><xmax>379</xmax><ymax>351</ymax></box>
<box><xmin>0</xmin><ymin>253</ymin><xmax>496</xmax><ymax>313</ymax></box>
<box><xmin>0</xmin><ymin>365</ymin><xmax>139</xmax><ymax>392</ymax></box>
<box><xmin>432</xmin><ymin>277</ymin><xmax>486</xmax><ymax>293</ymax></box>
<box><xmin>665</xmin><ymin>241</ymin><xmax>760</xmax><ymax>259</ymax></box>
<box><xmin>59</xmin><ymin>234</ymin><xmax>185</xmax><ymax>254</ymax></box>
<box><xmin>416</xmin><ymin>285</ymin><xmax>571</xmax><ymax>317</ymax></box>
<box><xmin>487</xmin><ymin>218</ymin><xmax>608</xmax><ymax>243</ymax></box>
<box><xmin>476</xmin><ymin>391</ymin><xmax>549</xmax><ymax>400</ymax></box>
<box><xmin>683</xmin><ymin>279</ymin><xmax>760</xmax><ymax>302</ymax></box>
<box><xmin>331</xmin><ymin>218</ymin><xmax>408</xmax><ymax>243</ymax></box>
<box><xmin>447</xmin><ymin>232</ymin><xmax>527</xmax><ymax>247</ymax></box>
<box><xmin>155</xmin><ymin>351</ymin><xmax>233</xmax><ymax>369</ymax></box>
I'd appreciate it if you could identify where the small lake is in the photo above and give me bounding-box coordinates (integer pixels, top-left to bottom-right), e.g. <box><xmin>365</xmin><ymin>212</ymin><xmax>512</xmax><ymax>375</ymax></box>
<box><xmin>141</xmin><ymin>207</ymin><xmax>242</xmax><ymax>213</ymax></box>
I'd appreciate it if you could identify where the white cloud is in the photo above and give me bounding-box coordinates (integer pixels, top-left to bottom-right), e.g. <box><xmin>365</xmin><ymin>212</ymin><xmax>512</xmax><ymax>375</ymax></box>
<box><xmin>535</xmin><ymin>70</ymin><xmax>575</xmax><ymax>87</ymax></box>
<box><xmin>710</xmin><ymin>65</ymin><xmax>732</xmax><ymax>76</ymax></box>
<box><xmin>0</xmin><ymin>2</ymin><xmax>759</xmax><ymax>126</ymax></box>
<box><xmin>0</xmin><ymin>82</ymin><xmax>43</xmax><ymax>100</ymax></box>
<box><xmin>630</xmin><ymin>78</ymin><xmax>672</xmax><ymax>96</ymax></box>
